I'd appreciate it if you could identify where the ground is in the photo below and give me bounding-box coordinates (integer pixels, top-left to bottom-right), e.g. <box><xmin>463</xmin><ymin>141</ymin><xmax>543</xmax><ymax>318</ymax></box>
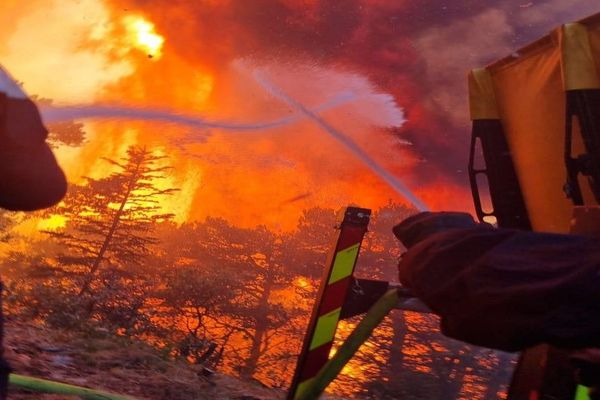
<box><xmin>3</xmin><ymin>319</ymin><xmax>286</xmax><ymax>400</ymax></box>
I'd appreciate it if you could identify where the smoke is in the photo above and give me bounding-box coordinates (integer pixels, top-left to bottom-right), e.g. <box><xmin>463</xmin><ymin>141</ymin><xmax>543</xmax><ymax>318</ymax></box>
<box><xmin>105</xmin><ymin>0</ymin><xmax>599</xmax><ymax>182</ymax></box>
<box><xmin>36</xmin><ymin>55</ymin><xmax>417</xmax><ymax>226</ymax></box>
<box><xmin>1</xmin><ymin>0</ymin><xmax>134</xmax><ymax>103</ymax></box>
<box><xmin>253</xmin><ymin>69</ymin><xmax>428</xmax><ymax>211</ymax></box>
<box><xmin>6</xmin><ymin>0</ymin><xmax>600</xmax><ymax>226</ymax></box>
<box><xmin>414</xmin><ymin>9</ymin><xmax>515</xmax><ymax>127</ymax></box>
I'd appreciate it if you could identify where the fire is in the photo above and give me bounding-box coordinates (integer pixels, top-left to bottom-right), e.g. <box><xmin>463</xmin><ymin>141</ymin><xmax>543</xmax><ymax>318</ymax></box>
<box><xmin>294</xmin><ymin>277</ymin><xmax>311</xmax><ymax>289</ymax></box>
<box><xmin>37</xmin><ymin>214</ymin><xmax>67</xmax><ymax>231</ymax></box>
<box><xmin>3</xmin><ymin>1</ymin><xmax>476</xmax><ymax>231</ymax></box>
<box><xmin>123</xmin><ymin>15</ymin><xmax>165</xmax><ymax>60</ymax></box>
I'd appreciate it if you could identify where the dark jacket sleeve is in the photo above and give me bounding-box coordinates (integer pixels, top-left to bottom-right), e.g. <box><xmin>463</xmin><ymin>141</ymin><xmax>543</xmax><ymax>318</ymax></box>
<box><xmin>398</xmin><ymin>226</ymin><xmax>600</xmax><ymax>352</ymax></box>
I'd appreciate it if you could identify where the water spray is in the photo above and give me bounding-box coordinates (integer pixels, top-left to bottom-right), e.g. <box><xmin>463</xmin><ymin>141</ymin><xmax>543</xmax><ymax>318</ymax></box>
<box><xmin>39</xmin><ymin>92</ymin><xmax>356</xmax><ymax>134</ymax></box>
<box><xmin>35</xmin><ymin>67</ymin><xmax>428</xmax><ymax>211</ymax></box>
<box><xmin>253</xmin><ymin>70</ymin><xmax>430</xmax><ymax>212</ymax></box>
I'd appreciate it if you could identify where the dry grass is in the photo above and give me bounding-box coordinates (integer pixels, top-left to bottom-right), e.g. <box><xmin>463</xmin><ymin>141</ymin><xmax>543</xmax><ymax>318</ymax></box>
<box><xmin>4</xmin><ymin>319</ymin><xmax>283</xmax><ymax>400</ymax></box>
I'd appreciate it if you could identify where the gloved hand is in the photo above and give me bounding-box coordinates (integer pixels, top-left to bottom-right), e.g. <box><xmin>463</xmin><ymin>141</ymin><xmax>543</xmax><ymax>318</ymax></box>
<box><xmin>392</xmin><ymin>211</ymin><xmax>477</xmax><ymax>249</ymax></box>
<box><xmin>571</xmin><ymin>349</ymin><xmax>600</xmax><ymax>398</ymax></box>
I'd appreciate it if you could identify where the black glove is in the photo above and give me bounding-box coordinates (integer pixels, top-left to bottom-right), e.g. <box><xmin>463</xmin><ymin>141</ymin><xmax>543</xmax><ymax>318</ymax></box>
<box><xmin>392</xmin><ymin>211</ymin><xmax>477</xmax><ymax>249</ymax></box>
<box><xmin>571</xmin><ymin>349</ymin><xmax>600</xmax><ymax>397</ymax></box>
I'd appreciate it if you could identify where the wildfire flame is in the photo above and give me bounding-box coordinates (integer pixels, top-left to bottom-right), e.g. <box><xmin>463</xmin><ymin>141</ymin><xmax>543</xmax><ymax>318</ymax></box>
<box><xmin>123</xmin><ymin>15</ymin><xmax>165</xmax><ymax>60</ymax></box>
<box><xmin>2</xmin><ymin>0</ymin><xmax>475</xmax><ymax>231</ymax></box>
<box><xmin>37</xmin><ymin>214</ymin><xmax>67</xmax><ymax>231</ymax></box>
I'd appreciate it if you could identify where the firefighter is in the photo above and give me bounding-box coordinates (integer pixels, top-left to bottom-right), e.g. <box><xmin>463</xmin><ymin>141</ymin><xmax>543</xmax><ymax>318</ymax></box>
<box><xmin>0</xmin><ymin>65</ymin><xmax>67</xmax><ymax>399</ymax></box>
<box><xmin>393</xmin><ymin>211</ymin><xmax>600</xmax><ymax>392</ymax></box>
<box><xmin>0</xmin><ymin>66</ymin><xmax>66</xmax><ymax>210</ymax></box>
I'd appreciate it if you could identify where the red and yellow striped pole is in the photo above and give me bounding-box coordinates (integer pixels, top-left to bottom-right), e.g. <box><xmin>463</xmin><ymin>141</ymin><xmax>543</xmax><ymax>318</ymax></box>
<box><xmin>288</xmin><ymin>207</ymin><xmax>371</xmax><ymax>400</ymax></box>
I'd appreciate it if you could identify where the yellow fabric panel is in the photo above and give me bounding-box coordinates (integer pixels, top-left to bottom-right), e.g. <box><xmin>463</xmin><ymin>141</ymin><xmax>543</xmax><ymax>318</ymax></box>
<box><xmin>482</xmin><ymin>14</ymin><xmax>600</xmax><ymax>233</ymax></box>
<box><xmin>559</xmin><ymin>23</ymin><xmax>600</xmax><ymax>90</ymax></box>
<box><xmin>488</xmin><ymin>41</ymin><xmax>574</xmax><ymax>233</ymax></box>
<box><xmin>328</xmin><ymin>244</ymin><xmax>359</xmax><ymax>284</ymax></box>
<box><xmin>469</xmin><ymin>68</ymin><xmax>500</xmax><ymax>120</ymax></box>
<box><xmin>309</xmin><ymin>308</ymin><xmax>341</xmax><ymax>351</ymax></box>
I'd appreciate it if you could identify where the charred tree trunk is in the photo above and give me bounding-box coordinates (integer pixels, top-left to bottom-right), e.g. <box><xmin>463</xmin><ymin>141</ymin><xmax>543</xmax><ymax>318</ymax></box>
<box><xmin>439</xmin><ymin>354</ymin><xmax>467</xmax><ymax>400</ymax></box>
<box><xmin>242</xmin><ymin>270</ymin><xmax>274</xmax><ymax>378</ymax></box>
<box><xmin>385</xmin><ymin>312</ymin><xmax>408</xmax><ymax>389</ymax></box>
<box><xmin>78</xmin><ymin>158</ymin><xmax>142</xmax><ymax>298</ymax></box>
<box><xmin>484</xmin><ymin>352</ymin><xmax>514</xmax><ymax>399</ymax></box>
<box><xmin>363</xmin><ymin>312</ymin><xmax>410</xmax><ymax>397</ymax></box>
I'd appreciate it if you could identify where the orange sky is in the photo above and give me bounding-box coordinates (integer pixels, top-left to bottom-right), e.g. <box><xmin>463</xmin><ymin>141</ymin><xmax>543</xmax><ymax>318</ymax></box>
<box><xmin>2</xmin><ymin>0</ymin><xmax>478</xmax><ymax>230</ymax></box>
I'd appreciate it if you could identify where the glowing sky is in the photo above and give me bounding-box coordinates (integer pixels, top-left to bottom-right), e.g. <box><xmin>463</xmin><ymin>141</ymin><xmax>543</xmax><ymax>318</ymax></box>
<box><xmin>2</xmin><ymin>0</ymin><xmax>598</xmax><ymax>228</ymax></box>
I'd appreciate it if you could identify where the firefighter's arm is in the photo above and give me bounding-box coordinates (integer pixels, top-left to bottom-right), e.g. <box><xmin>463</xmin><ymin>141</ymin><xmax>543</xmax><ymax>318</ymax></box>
<box><xmin>393</xmin><ymin>212</ymin><xmax>600</xmax><ymax>351</ymax></box>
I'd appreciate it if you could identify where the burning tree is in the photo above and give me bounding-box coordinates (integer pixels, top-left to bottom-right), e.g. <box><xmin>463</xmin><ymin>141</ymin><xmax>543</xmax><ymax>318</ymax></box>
<box><xmin>37</xmin><ymin>146</ymin><xmax>178</xmax><ymax>329</ymax></box>
<box><xmin>159</xmin><ymin>263</ymin><xmax>241</xmax><ymax>367</ymax></box>
<box><xmin>158</xmin><ymin>217</ymin><xmax>311</xmax><ymax>385</ymax></box>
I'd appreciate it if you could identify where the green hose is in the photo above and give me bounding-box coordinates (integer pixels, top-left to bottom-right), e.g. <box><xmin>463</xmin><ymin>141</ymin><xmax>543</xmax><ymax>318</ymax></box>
<box><xmin>9</xmin><ymin>373</ymin><xmax>137</xmax><ymax>400</ymax></box>
<box><xmin>295</xmin><ymin>289</ymin><xmax>398</xmax><ymax>400</ymax></box>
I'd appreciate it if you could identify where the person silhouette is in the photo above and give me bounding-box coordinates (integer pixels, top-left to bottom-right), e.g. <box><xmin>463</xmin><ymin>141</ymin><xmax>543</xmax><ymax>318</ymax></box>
<box><xmin>0</xmin><ymin>65</ymin><xmax>67</xmax><ymax>399</ymax></box>
<box><xmin>0</xmin><ymin>66</ymin><xmax>66</xmax><ymax>210</ymax></box>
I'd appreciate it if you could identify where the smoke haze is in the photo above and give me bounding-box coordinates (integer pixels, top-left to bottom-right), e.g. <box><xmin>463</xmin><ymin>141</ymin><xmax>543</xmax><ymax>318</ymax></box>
<box><xmin>2</xmin><ymin>0</ymin><xmax>598</xmax><ymax>227</ymax></box>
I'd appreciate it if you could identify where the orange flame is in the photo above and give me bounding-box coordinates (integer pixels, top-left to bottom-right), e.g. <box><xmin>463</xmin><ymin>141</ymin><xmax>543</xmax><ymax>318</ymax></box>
<box><xmin>36</xmin><ymin>214</ymin><xmax>67</xmax><ymax>231</ymax></box>
<box><xmin>4</xmin><ymin>1</ymin><xmax>475</xmax><ymax>231</ymax></box>
<box><xmin>123</xmin><ymin>15</ymin><xmax>165</xmax><ymax>60</ymax></box>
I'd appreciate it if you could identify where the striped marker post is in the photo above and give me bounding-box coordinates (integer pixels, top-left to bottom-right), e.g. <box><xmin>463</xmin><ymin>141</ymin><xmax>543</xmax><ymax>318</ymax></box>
<box><xmin>288</xmin><ymin>207</ymin><xmax>371</xmax><ymax>400</ymax></box>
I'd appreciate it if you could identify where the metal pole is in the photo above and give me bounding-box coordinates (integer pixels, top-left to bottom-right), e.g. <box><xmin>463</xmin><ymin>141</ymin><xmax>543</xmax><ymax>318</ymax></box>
<box><xmin>295</xmin><ymin>289</ymin><xmax>399</xmax><ymax>400</ymax></box>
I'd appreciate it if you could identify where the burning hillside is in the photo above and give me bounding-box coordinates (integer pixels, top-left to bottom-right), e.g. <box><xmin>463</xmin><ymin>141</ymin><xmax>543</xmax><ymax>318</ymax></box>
<box><xmin>1</xmin><ymin>1</ymin><xmax>598</xmax><ymax>399</ymax></box>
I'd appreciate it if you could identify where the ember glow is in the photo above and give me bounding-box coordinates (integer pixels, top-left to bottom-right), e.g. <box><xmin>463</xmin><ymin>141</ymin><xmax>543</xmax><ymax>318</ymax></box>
<box><xmin>36</xmin><ymin>214</ymin><xmax>67</xmax><ymax>231</ymax></box>
<box><xmin>122</xmin><ymin>15</ymin><xmax>165</xmax><ymax>60</ymax></box>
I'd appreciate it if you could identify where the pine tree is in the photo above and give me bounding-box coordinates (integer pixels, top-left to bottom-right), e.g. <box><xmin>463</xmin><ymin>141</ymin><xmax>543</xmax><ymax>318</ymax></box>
<box><xmin>44</xmin><ymin>146</ymin><xmax>178</xmax><ymax>326</ymax></box>
<box><xmin>163</xmin><ymin>218</ymin><xmax>306</xmax><ymax>384</ymax></box>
